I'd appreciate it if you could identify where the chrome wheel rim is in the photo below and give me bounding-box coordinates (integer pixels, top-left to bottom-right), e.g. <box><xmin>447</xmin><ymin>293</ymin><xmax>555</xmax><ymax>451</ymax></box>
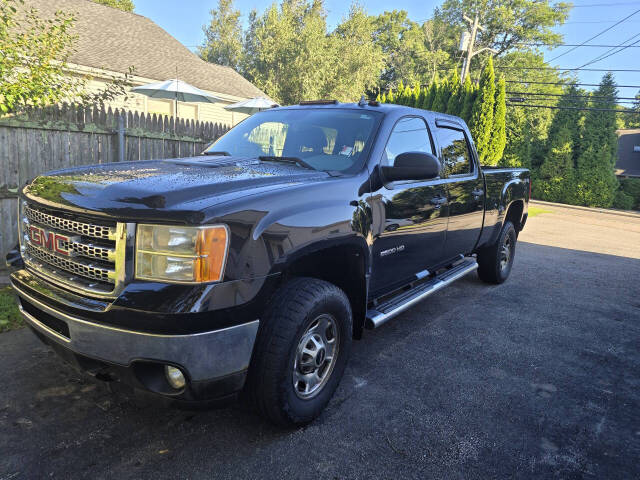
<box><xmin>500</xmin><ymin>235</ymin><xmax>512</xmax><ymax>271</ymax></box>
<box><xmin>293</xmin><ymin>313</ymin><xmax>340</xmax><ymax>399</ymax></box>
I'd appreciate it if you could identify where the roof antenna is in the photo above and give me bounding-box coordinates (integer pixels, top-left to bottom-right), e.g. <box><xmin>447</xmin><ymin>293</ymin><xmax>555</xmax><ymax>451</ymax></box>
<box><xmin>358</xmin><ymin>95</ymin><xmax>367</xmax><ymax>107</ymax></box>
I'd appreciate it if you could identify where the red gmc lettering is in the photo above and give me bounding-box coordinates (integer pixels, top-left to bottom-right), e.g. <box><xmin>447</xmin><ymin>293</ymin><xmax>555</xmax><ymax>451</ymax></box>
<box><xmin>28</xmin><ymin>226</ymin><xmax>72</xmax><ymax>256</ymax></box>
<box><xmin>29</xmin><ymin>225</ymin><xmax>42</xmax><ymax>245</ymax></box>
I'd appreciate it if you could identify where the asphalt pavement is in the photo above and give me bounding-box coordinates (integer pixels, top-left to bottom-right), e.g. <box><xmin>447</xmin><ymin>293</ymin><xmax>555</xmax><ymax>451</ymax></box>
<box><xmin>1</xmin><ymin>203</ymin><xmax>639</xmax><ymax>479</ymax></box>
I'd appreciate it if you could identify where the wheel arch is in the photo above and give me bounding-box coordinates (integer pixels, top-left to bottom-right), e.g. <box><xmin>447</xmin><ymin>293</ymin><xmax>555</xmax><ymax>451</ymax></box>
<box><xmin>276</xmin><ymin>239</ymin><xmax>370</xmax><ymax>340</ymax></box>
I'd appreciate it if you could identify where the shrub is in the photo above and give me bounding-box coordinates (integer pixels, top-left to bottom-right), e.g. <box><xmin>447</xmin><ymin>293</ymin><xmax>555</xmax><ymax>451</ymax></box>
<box><xmin>619</xmin><ymin>177</ymin><xmax>640</xmax><ymax>210</ymax></box>
<box><xmin>612</xmin><ymin>190</ymin><xmax>634</xmax><ymax>210</ymax></box>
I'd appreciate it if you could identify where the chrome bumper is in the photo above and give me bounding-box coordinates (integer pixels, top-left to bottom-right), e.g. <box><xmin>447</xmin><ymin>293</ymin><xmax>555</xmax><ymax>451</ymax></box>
<box><xmin>12</xmin><ymin>282</ymin><xmax>259</xmax><ymax>383</ymax></box>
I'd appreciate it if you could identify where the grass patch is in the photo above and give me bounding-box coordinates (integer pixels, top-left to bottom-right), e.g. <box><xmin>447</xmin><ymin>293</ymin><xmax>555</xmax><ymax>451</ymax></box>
<box><xmin>528</xmin><ymin>206</ymin><xmax>553</xmax><ymax>217</ymax></box>
<box><xmin>0</xmin><ymin>286</ymin><xmax>22</xmax><ymax>333</ymax></box>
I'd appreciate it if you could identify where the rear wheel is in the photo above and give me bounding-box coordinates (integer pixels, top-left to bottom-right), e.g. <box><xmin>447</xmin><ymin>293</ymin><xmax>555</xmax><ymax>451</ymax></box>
<box><xmin>477</xmin><ymin>220</ymin><xmax>517</xmax><ymax>284</ymax></box>
<box><xmin>245</xmin><ymin>277</ymin><xmax>352</xmax><ymax>426</ymax></box>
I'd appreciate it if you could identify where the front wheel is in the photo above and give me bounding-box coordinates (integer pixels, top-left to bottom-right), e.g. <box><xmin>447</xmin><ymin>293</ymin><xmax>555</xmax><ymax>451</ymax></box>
<box><xmin>245</xmin><ymin>277</ymin><xmax>352</xmax><ymax>426</ymax></box>
<box><xmin>477</xmin><ymin>220</ymin><xmax>517</xmax><ymax>284</ymax></box>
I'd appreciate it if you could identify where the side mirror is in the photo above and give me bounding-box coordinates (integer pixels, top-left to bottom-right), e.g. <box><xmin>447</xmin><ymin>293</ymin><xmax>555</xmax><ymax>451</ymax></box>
<box><xmin>381</xmin><ymin>151</ymin><xmax>441</xmax><ymax>182</ymax></box>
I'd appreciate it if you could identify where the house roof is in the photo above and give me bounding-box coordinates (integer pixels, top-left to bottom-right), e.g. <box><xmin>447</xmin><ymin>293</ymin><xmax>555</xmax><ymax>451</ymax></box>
<box><xmin>616</xmin><ymin>129</ymin><xmax>640</xmax><ymax>178</ymax></box>
<box><xmin>26</xmin><ymin>0</ymin><xmax>266</xmax><ymax>100</ymax></box>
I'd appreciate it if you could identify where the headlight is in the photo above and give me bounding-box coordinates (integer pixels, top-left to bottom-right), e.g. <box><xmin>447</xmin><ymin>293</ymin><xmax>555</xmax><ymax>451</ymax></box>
<box><xmin>135</xmin><ymin>224</ymin><xmax>229</xmax><ymax>283</ymax></box>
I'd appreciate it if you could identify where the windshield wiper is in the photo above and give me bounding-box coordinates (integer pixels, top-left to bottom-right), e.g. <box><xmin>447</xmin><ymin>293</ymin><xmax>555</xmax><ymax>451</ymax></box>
<box><xmin>203</xmin><ymin>150</ymin><xmax>231</xmax><ymax>156</ymax></box>
<box><xmin>258</xmin><ymin>155</ymin><xmax>315</xmax><ymax>171</ymax></box>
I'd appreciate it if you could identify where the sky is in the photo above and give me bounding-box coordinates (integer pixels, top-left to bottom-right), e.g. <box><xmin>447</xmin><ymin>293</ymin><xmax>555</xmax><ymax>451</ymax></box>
<box><xmin>134</xmin><ymin>0</ymin><xmax>640</xmax><ymax>99</ymax></box>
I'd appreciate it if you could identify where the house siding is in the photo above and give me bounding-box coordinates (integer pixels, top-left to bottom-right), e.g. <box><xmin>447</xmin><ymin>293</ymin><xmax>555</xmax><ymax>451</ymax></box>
<box><xmin>76</xmin><ymin>70</ymin><xmax>249</xmax><ymax>126</ymax></box>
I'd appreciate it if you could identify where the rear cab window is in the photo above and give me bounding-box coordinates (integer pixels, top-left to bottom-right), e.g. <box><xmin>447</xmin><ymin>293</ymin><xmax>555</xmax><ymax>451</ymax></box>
<box><xmin>436</xmin><ymin>127</ymin><xmax>473</xmax><ymax>177</ymax></box>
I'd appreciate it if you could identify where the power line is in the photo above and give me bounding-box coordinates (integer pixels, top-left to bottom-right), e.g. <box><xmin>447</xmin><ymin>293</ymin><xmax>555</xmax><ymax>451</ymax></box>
<box><xmin>575</xmin><ymin>37</ymin><xmax>640</xmax><ymax>69</ymax></box>
<box><xmin>509</xmin><ymin>97</ymin><xmax>637</xmax><ymax>105</ymax></box>
<box><xmin>506</xmin><ymin>104</ymin><xmax>640</xmax><ymax>113</ymax></box>
<box><xmin>505</xmin><ymin>80</ymin><xmax>640</xmax><ymax>88</ymax></box>
<box><xmin>547</xmin><ymin>8</ymin><xmax>640</xmax><ymax>62</ymax></box>
<box><xmin>572</xmin><ymin>31</ymin><xmax>640</xmax><ymax>69</ymax></box>
<box><xmin>518</xmin><ymin>42</ymin><xmax>640</xmax><ymax>48</ymax></box>
<box><xmin>563</xmin><ymin>20</ymin><xmax>640</xmax><ymax>24</ymax></box>
<box><xmin>572</xmin><ymin>1</ymin><xmax>640</xmax><ymax>7</ymax></box>
<box><xmin>507</xmin><ymin>91</ymin><xmax>640</xmax><ymax>101</ymax></box>
<box><xmin>498</xmin><ymin>67</ymin><xmax>640</xmax><ymax>72</ymax></box>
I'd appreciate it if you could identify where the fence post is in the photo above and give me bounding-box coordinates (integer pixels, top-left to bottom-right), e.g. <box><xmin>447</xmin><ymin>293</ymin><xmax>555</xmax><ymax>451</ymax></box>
<box><xmin>117</xmin><ymin>113</ymin><xmax>125</xmax><ymax>162</ymax></box>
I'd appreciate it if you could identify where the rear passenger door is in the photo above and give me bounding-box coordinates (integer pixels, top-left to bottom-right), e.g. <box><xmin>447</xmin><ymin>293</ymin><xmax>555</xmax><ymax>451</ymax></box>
<box><xmin>435</xmin><ymin>124</ymin><xmax>485</xmax><ymax>260</ymax></box>
<box><xmin>369</xmin><ymin>116</ymin><xmax>449</xmax><ymax>296</ymax></box>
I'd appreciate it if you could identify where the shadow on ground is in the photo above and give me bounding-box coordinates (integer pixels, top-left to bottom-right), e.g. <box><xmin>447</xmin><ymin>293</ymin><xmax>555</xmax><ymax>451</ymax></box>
<box><xmin>1</xmin><ymin>242</ymin><xmax>639</xmax><ymax>479</ymax></box>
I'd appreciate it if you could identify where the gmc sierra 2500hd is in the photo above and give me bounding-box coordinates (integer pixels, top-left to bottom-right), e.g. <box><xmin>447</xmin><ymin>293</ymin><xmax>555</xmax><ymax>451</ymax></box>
<box><xmin>7</xmin><ymin>99</ymin><xmax>529</xmax><ymax>426</ymax></box>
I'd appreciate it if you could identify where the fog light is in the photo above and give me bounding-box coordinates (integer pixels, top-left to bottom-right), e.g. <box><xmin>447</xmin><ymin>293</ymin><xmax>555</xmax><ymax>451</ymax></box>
<box><xmin>165</xmin><ymin>365</ymin><xmax>186</xmax><ymax>389</ymax></box>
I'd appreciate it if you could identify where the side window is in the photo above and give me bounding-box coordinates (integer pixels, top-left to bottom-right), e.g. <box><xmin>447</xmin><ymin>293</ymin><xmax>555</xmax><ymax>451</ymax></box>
<box><xmin>437</xmin><ymin>127</ymin><xmax>472</xmax><ymax>176</ymax></box>
<box><xmin>383</xmin><ymin>117</ymin><xmax>434</xmax><ymax>167</ymax></box>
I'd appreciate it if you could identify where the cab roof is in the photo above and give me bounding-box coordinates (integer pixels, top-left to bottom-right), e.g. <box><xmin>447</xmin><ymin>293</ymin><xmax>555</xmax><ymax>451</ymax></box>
<box><xmin>270</xmin><ymin>100</ymin><xmax>462</xmax><ymax>123</ymax></box>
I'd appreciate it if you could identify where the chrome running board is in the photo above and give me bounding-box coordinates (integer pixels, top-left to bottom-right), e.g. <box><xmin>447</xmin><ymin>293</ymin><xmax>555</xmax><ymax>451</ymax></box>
<box><xmin>365</xmin><ymin>258</ymin><xmax>478</xmax><ymax>329</ymax></box>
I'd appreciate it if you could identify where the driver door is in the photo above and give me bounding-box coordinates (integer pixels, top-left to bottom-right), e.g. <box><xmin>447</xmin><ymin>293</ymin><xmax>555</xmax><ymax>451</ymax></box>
<box><xmin>369</xmin><ymin>116</ymin><xmax>449</xmax><ymax>296</ymax></box>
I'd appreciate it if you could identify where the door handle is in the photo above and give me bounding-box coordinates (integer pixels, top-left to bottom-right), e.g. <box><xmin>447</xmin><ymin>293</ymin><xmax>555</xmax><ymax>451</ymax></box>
<box><xmin>472</xmin><ymin>189</ymin><xmax>484</xmax><ymax>197</ymax></box>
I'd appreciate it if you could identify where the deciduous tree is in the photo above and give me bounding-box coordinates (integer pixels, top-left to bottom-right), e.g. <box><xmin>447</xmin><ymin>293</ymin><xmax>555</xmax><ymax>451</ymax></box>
<box><xmin>199</xmin><ymin>0</ymin><xmax>244</xmax><ymax>69</ymax></box>
<box><xmin>1</xmin><ymin>0</ymin><xmax>131</xmax><ymax>114</ymax></box>
<box><xmin>91</xmin><ymin>0</ymin><xmax>134</xmax><ymax>12</ymax></box>
<box><xmin>435</xmin><ymin>0</ymin><xmax>570</xmax><ymax>56</ymax></box>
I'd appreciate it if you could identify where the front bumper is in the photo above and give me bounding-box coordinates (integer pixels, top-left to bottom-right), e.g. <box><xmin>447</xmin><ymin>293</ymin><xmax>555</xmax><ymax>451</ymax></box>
<box><xmin>12</xmin><ymin>277</ymin><xmax>259</xmax><ymax>401</ymax></box>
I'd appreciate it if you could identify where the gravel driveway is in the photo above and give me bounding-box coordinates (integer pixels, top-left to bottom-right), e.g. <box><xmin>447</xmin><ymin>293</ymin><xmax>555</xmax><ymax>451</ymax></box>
<box><xmin>1</xmin><ymin>202</ymin><xmax>639</xmax><ymax>479</ymax></box>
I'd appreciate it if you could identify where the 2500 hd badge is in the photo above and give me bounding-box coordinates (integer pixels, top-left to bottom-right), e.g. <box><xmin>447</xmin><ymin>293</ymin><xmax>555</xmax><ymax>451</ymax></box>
<box><xmin>7</xmin><ymin>99</ymin><xmax>530</xmax><ymax>426</ymax></box>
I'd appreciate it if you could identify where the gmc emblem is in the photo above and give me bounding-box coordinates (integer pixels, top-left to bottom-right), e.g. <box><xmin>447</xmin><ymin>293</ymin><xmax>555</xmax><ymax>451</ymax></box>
<box><xmin>28</xmin><ymin>226</ymin><xmax>77</xmax><ymax>257</ymax></box>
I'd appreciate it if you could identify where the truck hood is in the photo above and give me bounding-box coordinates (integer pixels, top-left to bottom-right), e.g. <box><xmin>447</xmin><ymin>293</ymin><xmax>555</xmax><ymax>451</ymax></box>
<box><xmin>23</xmin><ymin>156</ymin><xmax>330</xmax><ymax>222</ymax></box>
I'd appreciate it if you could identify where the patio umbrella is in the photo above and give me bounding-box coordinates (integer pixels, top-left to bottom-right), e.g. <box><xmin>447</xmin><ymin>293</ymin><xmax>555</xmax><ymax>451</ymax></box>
<box><xmin>132</xmin><ymin>79</ymin><xmax>223</xmax><ymax>119</ymax></box>
<box><xmin>224</xmin><ymin>97</ymin><xmax>279</xmax><ymax>115</ymax></box>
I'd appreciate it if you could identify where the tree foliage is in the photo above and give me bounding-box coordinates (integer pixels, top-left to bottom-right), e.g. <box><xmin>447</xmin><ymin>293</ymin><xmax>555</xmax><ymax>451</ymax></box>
<box><xmin>1</xmin><ymin>0</ymin><xmax>132</xmax><ymax>115</ymax></box>
<box><xmin>486</xmin><ymin>76</ymin><xmax>506</xmax><ymax>165</ymax></box>
<box><xmin>534</xmin><ymin>125</ymin><xmax>576</xmax><ymax>204</ymax></box>
<box><xmin>431</xmin><ymin>76</ymin><xmax>450</xmax><ymax>113</ymax></box>
<box><xmin>195</xmin><ymin>0</ymin><xmax>637</xmax><ymax>210</ymax></box>
<box><xmin>459</xmin><ymin>76</ymin><xmax>475</xmax><ymax>124</ymax></box>
<box><xmin>202</xmin><ymin>0</ymin><xmax>382</xmax><ymax>104</ymax></box>
<box><xmin>445</xmin><ymin>69</ymin><xmax>460</xmax><ymax>115</ymax></box>
<box><xmin>435</xmin><ymin>0</ymin><xmax>570</xmax><ymax>55</ymax></box>
<box><xmin>626</xmin><ymin>91</ymin><xmax>640</xmax><ymax>128</ymax></box>
<box><xmin>617</xmin><ymin>178</ymin><xmax>640</xmax><ymax>210</ymax></box>
<box><xmin>199</xmin><ymin>0</ymin><xmax>243</xmax><ymax>69</ymax></box>
<box><xmin>91</xmin><ymin>0</ymin><xmax>134</xmax><ymax>12</ymax></box>
<box><xmin>323</xmin><ymin>5</ymin><xmax>385</xmax><ymax>102</ymax></box>
<box><xmin>498</xmin><ymin>51</ymin><xmax>563</xmax><ymax>169</ymax></box>
<box><xmin>574</xmin><ymin>73</ymin><xmax>619</xmax><ymax>207</ymax></box>
<box><xmin>242</xmin><ymin>0</ymin><xmax>330</xmax><ymax>104</ymax></box>
<box><xmin>371</xmin><ymin>11</ymin><xmax>450</xmax><ymax>90</ymax></box>
<box><xmin>470</xmin><ymin>56</ymin><xmax>495</xmax><ymax>164</ymax></box>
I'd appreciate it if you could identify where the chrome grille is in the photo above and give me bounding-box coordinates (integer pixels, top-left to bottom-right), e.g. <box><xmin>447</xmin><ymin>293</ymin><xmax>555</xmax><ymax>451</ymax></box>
<box><xmin>26</xmin><ymin>244</ymin><xmax>115</xmax><ymax>283</ymax></box>
<box><xmin>24</xmin><ymin>204</ymin><xmax>116</xmax><ymax>240</ymax></box>
<box><xmin>20</xmin><ymin>202</ymin><xmax>132</xmax><ymax>297</ymax></box>
<box><xmin>68</xmin><ymin>241</ymin><xmax>115</xmax><ymax>262</ymax></box>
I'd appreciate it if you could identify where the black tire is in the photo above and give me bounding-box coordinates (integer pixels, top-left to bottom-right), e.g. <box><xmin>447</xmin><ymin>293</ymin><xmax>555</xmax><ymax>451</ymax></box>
<box><xmin>477</xmin><ymin>220</ymin><xmax>517</xmax><ymax>284</ymax></box>
<box><xmin>245</xmin><ymin>277</ymin><xmax>352</xmax><ymax>426</ymax></box>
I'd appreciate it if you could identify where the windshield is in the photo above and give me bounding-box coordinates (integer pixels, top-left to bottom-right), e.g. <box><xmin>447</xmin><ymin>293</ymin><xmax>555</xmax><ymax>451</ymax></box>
<box><xmin>204</xmin><ymin>108</ymin><xmax>383</xmax><ymax>173</ymax></box>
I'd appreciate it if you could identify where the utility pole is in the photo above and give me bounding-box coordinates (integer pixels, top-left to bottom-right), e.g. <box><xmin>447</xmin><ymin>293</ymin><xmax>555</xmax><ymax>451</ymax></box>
<box><xmin>460</xmin><ymin>13</ymin><xmax>497</xmax><ymax>83</ymax></box>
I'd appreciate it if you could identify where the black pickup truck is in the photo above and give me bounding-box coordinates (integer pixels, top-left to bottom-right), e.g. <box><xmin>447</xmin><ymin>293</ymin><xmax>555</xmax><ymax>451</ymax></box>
<box><xmin>7</xmin><ymin>100</ymin><xmax>529</xmax><ymax>425</ymax></box>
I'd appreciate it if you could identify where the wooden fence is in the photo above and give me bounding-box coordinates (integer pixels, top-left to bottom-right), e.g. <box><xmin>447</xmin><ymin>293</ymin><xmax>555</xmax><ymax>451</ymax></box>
<box><xmin>0</xmin><ymin>104</ymin><xmax>230</xmax><ymax>262</ymax></box>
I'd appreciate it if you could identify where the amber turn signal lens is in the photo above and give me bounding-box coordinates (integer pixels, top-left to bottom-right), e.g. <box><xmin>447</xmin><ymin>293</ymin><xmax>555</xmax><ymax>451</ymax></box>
<box><xmin>195</xmin><ymin>226</ymin><xmax>229</xmax><ymax>282</ymax></box>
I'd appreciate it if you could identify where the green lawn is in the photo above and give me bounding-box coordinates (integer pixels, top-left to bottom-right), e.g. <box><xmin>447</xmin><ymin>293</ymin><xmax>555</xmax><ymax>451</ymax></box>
<box><xmin>528</xmin><ymin>206</ymin><xmax>553</xmax><ymax>217</ymax></box>
<box><xmin>0</xmin><ymin>286</ymin><xmax>22</xmax><ymax>333</ymax></box>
